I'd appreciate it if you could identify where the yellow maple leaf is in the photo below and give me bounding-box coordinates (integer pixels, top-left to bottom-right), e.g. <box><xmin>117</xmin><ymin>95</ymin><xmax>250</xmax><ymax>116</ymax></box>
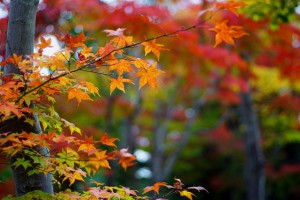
<box><xmin>73</xmin><ymin>170</ymin><xmax>85</xmax><ymax>182</ymax></box>
<box><xmin>179</xmin><ymin>190</ymin><xmax>195</xmax><ymax>200</ymax></box>
<box><xmin>80</xmin><ymin>81</ymin><xmax>100</xmax><ymax>96</ymax></box>
<box><xmin>79</xmin><ymin>44</ymin><xmax>94</xmax><ymax>58</ymax></box>
<box><xmin>209</xmin><ymin>20</ymin><xmax>248</xmax><ymax>47</ymax></box>
<box><xmin>142</xmin><ymin>39</ymin><xmax>167</xmax><ymax>60</ymax></box>
<box><xmin>131</xmin><ymin>58</ymin><xmax>149</xmax><ymax>69</ymax></box>
<box><xmin>108</xmin><ymin>59</ymin><xmax>134</xmax><ymax>75</ymax></box>
<box><xmin>135</xmin><ymin>62</ymin><xmax>164</xmax><ymax>89</ymax></box>
<box><xmin>109</xmin><ymin>76</ymin><xmax>134</xmax><ymax>94</ymax></box>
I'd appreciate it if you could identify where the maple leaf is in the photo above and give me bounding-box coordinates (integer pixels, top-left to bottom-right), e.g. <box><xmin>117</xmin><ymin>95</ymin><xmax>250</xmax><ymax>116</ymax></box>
<box><xmin>108</xmin><ymin>59</ymin><xmax>134</xmax><ymax>75</ymax></box>
<box><xmin>97</xmin><ymin>42</ymin><xmax>116</xmax><ymax>58</ymax></box>
<box><xmin>56</xmin><ymin>32</ymin><xmax>89</xmax><ymax>48</ymax></box>
<box><xmin>0</xmin><ymin>102</ymin><xmax>22</xmax><ymax>120</ymax></box>
<box><xmin>121</xmin><ymin>186</ymin><xmax>137</xmax><ymax>196</ymax></box>
<box><xmin>79</xmin><ymin>44</ymin><xmax>94</xmax><ymax>59</ymax></box>
<box><xmin>61</xmin><ymin>118</ymin><xmax>82</xmax><ymax>135</ymax></box>
<box><xmin>89</xmin><ymin>188</ymin><xmax>116</xmax><ymax>199</ymax></box>
<box><xmin>111</xmin><ymin>36</ymin><xmax>133</xmax><ymax>47</ymax></box>
<box><xmin>103</xmin><ymin>28</ymin><xmax>126</xmax><ymax>37</ymax></box>
<box><xmin>57</xmin><ymin>148</ymin><xmax>79</xmax><ymax>168</ymax></box>
<box><xmin>143</xmin><ymin>182</ymin><xmax>168</xmax><ymax>194</ymax></box>
<box><xmin>87</xmin><ymin>151</ymin><xmax>111</xmax><ymax>174</ymax></box>
<box><xmin>99</xmin><ymin>133</ymin><xmax>118</xmax><ymax>148</ymax></box>
<box><xmin>51</xmin><ymin>134</ymin><xmax>74</xmax><ymax>152</ymax></box>
<box><xmin>135</xmin><ymin>62</ymin><xmax>164</xmax><ymax>89</ymax></box>
<box><xmin>131</xmin><ymin>57</ymin><xmax>149</xmax><ymax>69</ymax></box>
<box><xmin>217</xmin><ymin>1</ymin><xmax>246</xmax><ymax>16</ymax></box>
<box><xmin>7</xmin><ymin>54</ymin><xmax>23</xmax><ymax>65</ymax></box>
<box><xmin>142</xmin><ymin>39</ymin><xmax>167</xmax><ymax>60</ymax></box>
<box><xmin>78</xmin><ymin>142</ymin><xmax>97</xmax><ymax>155</ymax></box>
<box><xmin>73</xmin><ymin>168</ymin><xmax>87</xmax><ymax>182</ymax></box>
<box><xmin>209</xmin><ymin>20</ymin><xmax>248</xmax><ymax>47</ymax></box>
<box><xmin>36</xmin><ymin>36</ymin><xmax>52</xmax><ymax>54</ymax></box>
<box><xmin>58</xmin><ymin>76</ymin><xmax>74</xmax><ymax>86</ymax></box>
<box><xmin>80</xmin><ymin>81</ymin><xmax>100</xmax><ymax>96</ymax></box>
<box><xmin>179</xmin><ymin>190</ymin><xmax>195</xmax><ymax>200</ymax></box>
<box><xmin>67</xmin><ymin>87</ymin><xmax>92</xmax><ymax>104</ymax></box>
<box><xmin>12</xmin><ymin>157</ymin><xmax>32</xmax><ymax>170</ymax></box>
<box><xmin>109</xmin><ymin>76</ymin><xmax>134</xmax><ymax>95</ymax></box>
<box><xmin>116</xmin><ymin>148</ymin><xmax>136</xmax><ymax>171</ymax></box>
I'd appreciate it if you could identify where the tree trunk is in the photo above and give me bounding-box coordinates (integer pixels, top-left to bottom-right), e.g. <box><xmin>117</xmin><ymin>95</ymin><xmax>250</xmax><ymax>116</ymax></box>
<box><xmin>239</xmin><ymin>92</ymin><xmax>265</xmax><ymax>200</ymax></box>
<box><xmin>3</xmin><ymin>0</ymin><xmax>53</xmax><ymax>196</ymax></box>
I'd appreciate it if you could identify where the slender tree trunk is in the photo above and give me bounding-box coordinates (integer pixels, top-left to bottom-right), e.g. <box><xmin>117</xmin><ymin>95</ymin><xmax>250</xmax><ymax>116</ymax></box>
<box><xmin>152</xmin><ymin>101</ymin><xmax>165</xmax><ymax>182</ymax></box>
<box><xmin>3</xmin><ymin>0</ymin><xmax>53</xmax><ymax>196</ymax></box>
<box><xmin>239</xmin><ymin>91</ymin><xmax>265</xmax><ymax>200</ymax></box>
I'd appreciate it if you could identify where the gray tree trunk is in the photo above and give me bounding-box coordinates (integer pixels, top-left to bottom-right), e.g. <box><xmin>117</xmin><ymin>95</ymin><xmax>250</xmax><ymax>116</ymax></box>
<box><xmin>239</xmin><ymin>92</ymin><xmax>265</xmax><ymax>200</ymax></box>
<box><xmin>3</xmin><ymin>0</ymin><xmax>53</xmax><ymax>196</ymax></box>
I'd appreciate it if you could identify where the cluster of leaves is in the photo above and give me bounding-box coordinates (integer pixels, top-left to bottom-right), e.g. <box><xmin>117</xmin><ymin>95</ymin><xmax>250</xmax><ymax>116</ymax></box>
<box><xmin>0</xmin><ymin>131</ymin><xmax>136</xmax><ymax>185</ymax></box>
<box><xmin>240</xmin><ymin>0</ymin><xmax>299</xmax><ymax>29</ymax></box>
<box><xmin>3</xmin><ymin>178</ymin><xmax>207</xmax><ymax>200</ymax></box>
<box><xmin>0</xmin><ymin>27</ymin><xmax>165</xmax><ymax>192</ymax></box>
<box><xmin>0</xmin><ymin>0</ymin><xmax>249</xmax><ymax>199</ymax></box>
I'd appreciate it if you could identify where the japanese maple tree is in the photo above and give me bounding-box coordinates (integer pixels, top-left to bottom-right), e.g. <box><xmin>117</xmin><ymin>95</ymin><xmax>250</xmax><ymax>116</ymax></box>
<box><xmin>0</xmin><ymin>0</ymin><xmax>249</xmax><ymax>199</ymax></box>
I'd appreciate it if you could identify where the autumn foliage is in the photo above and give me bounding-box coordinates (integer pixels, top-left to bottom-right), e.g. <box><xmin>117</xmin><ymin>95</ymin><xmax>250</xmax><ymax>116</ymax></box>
<box><xmin>0</xmin><ymin>1</ymin><xmax>251</xmax><ymax>199</ymax></box>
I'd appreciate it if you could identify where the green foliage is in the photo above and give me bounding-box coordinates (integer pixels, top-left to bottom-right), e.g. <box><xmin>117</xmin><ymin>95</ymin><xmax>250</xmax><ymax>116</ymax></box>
<box><xmin>241</xmin><ymin>0</ymin><xmax>299</xmax><ymax>29</ymax></box>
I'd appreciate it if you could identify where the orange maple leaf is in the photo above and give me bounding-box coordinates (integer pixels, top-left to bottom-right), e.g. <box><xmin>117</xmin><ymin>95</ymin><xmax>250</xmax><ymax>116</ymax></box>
<box><xmin>143</xmin><ymin>182</ymin><xmax>168</xmax><ymax>194</ymax></box>
<box><xmin>111</xmin><ymin>36</ymin><xmax>133</xmax><ymax>47</ymax></box>
<box><xmin>209</xmin><ymin>20</ymin><xmax>248</xmax><ymax>47</ymax></box>
<box><xmin>67</xmin><ymin>87</ymin><xmax>92</xmax><ymax>104</ymax></box>
<box><xmin>99</xmin><ymin>133</ymin><xmax>118</xmax><ymax>148</ymax></box>
<box><xmin>36</xmin><ymin>36</ymin><xmax>52</xmax><ymax>54</ymax></box>
<box><xmin>142</xmin><ymin>39</ymin><xmax>167</xmax><ymax>60</ymax></box>
<box><xmin>116</xmin><ymin>148</ymin><xmax>136</xmax><ymax>171</ymax></box>
<box><xmin>0</xmin><ymin>102</ymin><xmax>22</xmax><ymax>120</ymax></box>
<box><xmin>78</xmin><ymin>136</ymin><xmax>97</xmax><ymax>155</ymax></box>
<box><xmin>217</xmin><ymin>1</ymin><xmax>246</xmax><ymax>16</ymax></box>
<box><xmin>109</xmin><ymin>76</ymin><xmax>134</xmax><ymax>94</ymax></box>
<box><xmin>56</xmin><ymin>32</ymin><xmax>89</xmax><ymax>48</ymax></box>
<box><xmin>7</xmin><ymin>54</ymin><xmax>23</xmax><ymax>65</ymax></box>
<box><xmin>135</xmin><ymin>62</ymin><xmax>164</xmax><ymax>89</ymax></box>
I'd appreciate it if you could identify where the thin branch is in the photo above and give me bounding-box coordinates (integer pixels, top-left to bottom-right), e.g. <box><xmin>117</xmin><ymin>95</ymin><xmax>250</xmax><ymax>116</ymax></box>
<box><xmin>15</xmin><ymin>16</ymin><xmax>212</xmax><ymax>103</ymax></box>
